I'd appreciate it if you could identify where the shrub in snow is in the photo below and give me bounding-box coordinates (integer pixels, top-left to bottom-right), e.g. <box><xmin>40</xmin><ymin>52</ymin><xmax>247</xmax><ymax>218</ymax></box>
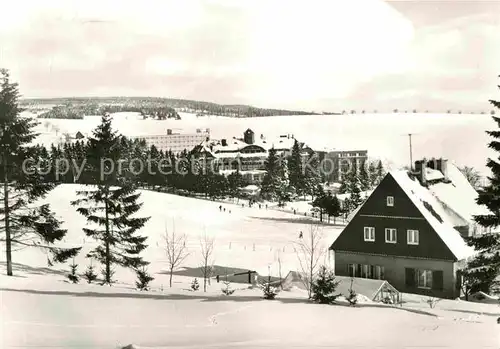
<box><xmin>83</xmin><ymin>264</ymin><xmax>98</xmax><ymax>284</ymax></box>
<box><xmin>346</xmin><ymin>278</ymin><xmax>358</xmax><ymax>306</ymax></box>
<box><xmin>191</xmin><ymin>278</ymin><xmax>200</xmax><ymax>291</ymax></box>
<box><xmin>259</xmin><ymin>275</ymin><xmax>279</xmax><ymax>300</ymax></box>
<box><xmin>426</xmin><ymin>296</ymin><xmax>441</xmax><ymax>309</ymax></box>
<box><xmin>67</xmin><ymin>260</ymin><xmax>79</xmax><ymax>284</ymax></box>
<box><xmin>221</xmin><ymin>281</ymin><xmax>235</xmax><ymax>295</ymax></box>
<box><xmin>135</xmin><ymin>267</ymin><xmax>154</xmax><ymax>291</ymax></box>
<box><xmin>311</xmin><ymin>265</ymin><xmax>340</xmax><ymax>304</ymax></box>
<box><xmin>100</xmin><ymin>268</ymin><xmax>116</xmax><ymax>286</ymax></box>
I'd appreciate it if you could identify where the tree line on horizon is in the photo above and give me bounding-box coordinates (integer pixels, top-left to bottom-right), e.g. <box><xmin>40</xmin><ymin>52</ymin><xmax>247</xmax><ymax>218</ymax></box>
<box><xmin>22</xmin><ymin>96</ymin><xmax>318</xmax><ymax>119</ymax></box>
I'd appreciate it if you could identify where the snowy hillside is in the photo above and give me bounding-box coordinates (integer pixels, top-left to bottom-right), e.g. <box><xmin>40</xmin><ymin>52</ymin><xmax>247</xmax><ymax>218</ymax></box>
<box><xmin>2</xmin><ymin>184</ymin><xmax>341</xmax><ymax>283</ymax></box>
<box><xmin>1</xmin><ymin>184</ymin><xmax>500</xmax><ymax>348</ymax></box>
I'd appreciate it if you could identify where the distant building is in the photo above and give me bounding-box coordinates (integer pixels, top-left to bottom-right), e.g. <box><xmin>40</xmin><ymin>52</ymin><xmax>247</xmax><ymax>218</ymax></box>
<box><xmin>330</xmin><ymin>158</ymin><xmax>490</xmax><ymax>299</ymax></box>
<box><xmin>75</xmin><ymin>131</ymin><xmax>85</xmax><ymax>140</ymax></box>
<box><xmin>129</xmin><ymin>128</ymin><xmax>210</xmax><ymax>154</ymax></box>
<box><xmin>311</xmin><ymin>149</ymin><xmax>368</xmax><ymax>182</ymax></box>
<box><xmin>192</xmin><ymin>129</ymin><xmax>299</xmax><ymax>184</ymax></box>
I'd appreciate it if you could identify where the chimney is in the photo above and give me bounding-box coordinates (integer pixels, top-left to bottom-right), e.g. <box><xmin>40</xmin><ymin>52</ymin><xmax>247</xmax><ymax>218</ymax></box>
<box><xmin>167</xmin><ymin>129</ymin><xmax>172</xmax><ymax>135</ymax></box>
<box><xmin>414</xmin><ymin>159</ymin><xmax>427</xmax><ymax>186</ymax></box>
<box><xmin>436</xmin><ymin>158</ymin><xmax>449</xmax><ymax>182</ymax></box>
<box><xmin>221</xmin><ymin>139</ymin><xmax>227</xmax><ymax>146</ymax></box>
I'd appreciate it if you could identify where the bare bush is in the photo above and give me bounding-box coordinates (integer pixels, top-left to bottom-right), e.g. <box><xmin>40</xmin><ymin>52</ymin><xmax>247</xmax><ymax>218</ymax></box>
<box><xmin>164</xmin><ymin>226</ymin><xmax>189</xmax><ymax>288</ymax></box>
<box><xmin>294</xmin><ymin>223</ymin><xmax>327</xmax><ymax>299</ymax></box>
<box><xmin>199</xmin><ymin>233</ymin><xmax>215</xmax><ymax>292</ymax></box>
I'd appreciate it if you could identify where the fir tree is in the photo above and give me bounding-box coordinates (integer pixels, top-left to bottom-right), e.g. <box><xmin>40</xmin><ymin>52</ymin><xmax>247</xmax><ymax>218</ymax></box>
<box><xmin>303</xmin><ymin>152</ymin><xmax>322</xmax><ymax>199</ymax></box>
<box><xmin>67</xmin><ymin>259</ymin><xmax>79</xmax><ymax>284</ymax></box>
<box><xmin>190</xmin><ymin>278</ymin><xmax>200</xmax><ymax>291</ymax></box>
<box><xmin>0</xmin><ymin>69</ymin><xmax>81</xmax><ymax>276</ymax></box>
<box><xmin>367</xmin><ymin>160</ymin><xmax>378</xmax><ymax>187</ymax></box>
<box><xmin>135</xmin><ymin>266</ymin><xmax>154</xmax><ymax>291</ymax></box>
<box><xmin>463</xmin><ymin>88</ymin><xmax>500</xmax><ymax>293</ymax></box>
<box><xmin>83</xmin><ymin>263</ymin><xmax>98</xmax><ymax>284</ymax></box>
<box><xmin>261</xmin><ymin>147</ymin><xmax>283</xmax><ymax>200</ymax></box>
<box><xmin>358</xmin><ymin>160</ymin><xmax>371</xmax><ymax>191</ymax></box>
<box><xmin>311</xmin><ymin>265</ymin><xmax>341</xmax><ymax>304</ymax></box>
<box><xmin>287</xmin><ymin>140</ymin><xmax>304</xmax><ymax>195</ymax></box>
<box><xmin>325</xmin><ymin>194</ymin><xmax>342</xmax><ymax>224</ymax></box>
<box><xmin>72</xmin><ymin>115</ymin><xmax>150</xmax><ymax>285</ymax></box>
<box><xmin>375</xmin><ymin>160</ymin><xmax>386</xmax><ymax>186</ymax></box>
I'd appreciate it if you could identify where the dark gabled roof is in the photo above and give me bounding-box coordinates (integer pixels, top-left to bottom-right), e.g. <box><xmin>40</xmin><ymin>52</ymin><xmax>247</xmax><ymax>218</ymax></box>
<box><xmin>330</xmin><ymin>171</ymin><xmax>474</xmax><ymax>261</ymax></box>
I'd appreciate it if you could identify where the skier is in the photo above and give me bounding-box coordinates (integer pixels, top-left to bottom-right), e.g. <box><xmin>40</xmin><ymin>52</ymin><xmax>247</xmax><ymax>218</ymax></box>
<box><xmin>223</xmin><ymin>207</ymin><xmax>226</xmax><ymax>212</ymax></box>
<box><xmin>299</xmin><ymin>231</ymin><xmax>303</xmax><ymax>239</ymax></box>
<box><xmin>219</xmin><ymin>205</ymin><xmax>222</xmax><ymax>212</ymax></box>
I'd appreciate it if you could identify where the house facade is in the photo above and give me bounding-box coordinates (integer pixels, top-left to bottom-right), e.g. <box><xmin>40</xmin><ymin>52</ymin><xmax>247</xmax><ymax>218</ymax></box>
<box><xmin>330</xmin><ymin>158</ymin><xmax>486</xmax><ymax>299</ymax></box>
<box><xmin>313</xmin><ymin>149</ymin><xmax>369</xmax><ymax>182</ymax></box>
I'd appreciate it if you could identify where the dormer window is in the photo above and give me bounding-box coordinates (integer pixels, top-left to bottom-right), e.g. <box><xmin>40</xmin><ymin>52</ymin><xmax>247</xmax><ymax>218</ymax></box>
<box><xmin>386</xmin><ymin>196</ymin><xmax>394</xmax><ymax>207</ymax></box>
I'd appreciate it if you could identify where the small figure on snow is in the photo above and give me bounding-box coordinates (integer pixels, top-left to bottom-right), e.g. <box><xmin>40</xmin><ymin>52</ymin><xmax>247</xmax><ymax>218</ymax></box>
<box><xmin>259</xmin><ymin>204</ymin><xmax>262</xmax><ymax>209</ymax></box>
<box><xmin>299</xmin><ymin>231</ymin><xmax>303</xmax><ymax>239</ymax></box>
<box><xmin>223</xmin><ymin>208</ymin><xmax>226</xmax><ymax>212</ymax></box>
<box><xmin>219</xmin><ymin>205</ymin><xmax>222</xmax><ymax>212</ymax></box>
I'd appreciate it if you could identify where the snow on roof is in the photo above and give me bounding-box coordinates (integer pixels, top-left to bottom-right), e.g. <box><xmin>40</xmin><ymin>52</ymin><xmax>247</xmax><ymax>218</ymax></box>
<box><xmin>426</xmin><ymin>162</ymin><xmax>490</xmax><ymax>224</ymax></box>
<box><xmin>425</xmin><ymin>168</ymin><xmax>444</xmax><ymax>182</ymax></box>
<box><xmin>390</xmin><ymin>171</ymin><xmax>474</xmax><ymax>261</ymax></box>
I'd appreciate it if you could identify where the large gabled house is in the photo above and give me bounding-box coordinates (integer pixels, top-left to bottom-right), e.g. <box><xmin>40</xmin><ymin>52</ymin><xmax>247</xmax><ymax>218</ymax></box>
<box><xmin>329</xmin><ymin>158</ymin><xmax>490</xmax><ymax>299</ymax></box>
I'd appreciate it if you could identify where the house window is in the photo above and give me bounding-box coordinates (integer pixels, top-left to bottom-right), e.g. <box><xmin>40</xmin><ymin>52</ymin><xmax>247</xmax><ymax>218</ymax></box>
<box><xmin>385</xmin><ymin>228</ymin><xmax>397</xmax><ymax>243</ymax></box>
<box><xmin>348</xmin><ymin>264</ymin><xmax>383</xmax><ymax>279</ymax></box>
<box><xmin>407</xmin><ymin>230</ymin><xmax>419</xmax><ymax>245</ymax></box>
<box><xmin>375</xmin><ymin>266</ymin><xmax>385</xmax><ymax>280</ymax></box>
<box><xmin>417</xmin><ymin>269</ymin><xmax>433</xmax><ymax>289</ymax></box>
<box><xmin>364</xmin><ymin>227</ymin><xmax>375</xmax><ymax>242</ymax></box>
<box><xmin>386</xmin><ymin>196</ymin><xmax>394</xmax><ymax>206</ymax></box>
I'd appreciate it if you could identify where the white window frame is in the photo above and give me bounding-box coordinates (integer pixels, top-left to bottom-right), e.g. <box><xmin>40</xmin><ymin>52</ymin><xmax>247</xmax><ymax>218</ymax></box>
<box><xmin>386</xmin><ymin>196</ymin><xmax>394</xmax><ymax>207</ymax></box>
<box><xmin>385</xmin><ymin>228</ymin><xmax>397</xmax><ymax>243</ymax></box>
<box><xmin>364</xmin><ymin>227</ymin><xmax>375</xmax><ymax>242</ymax></box>
<box><xmin>407</xmin><ymin>230</ymin><xmax>419</xmax><ymax>245</ymax></box>
<box><xmin>417</xmin><ymin>269</ymin><xmax>433</xmax><ymax>289</ymax></box>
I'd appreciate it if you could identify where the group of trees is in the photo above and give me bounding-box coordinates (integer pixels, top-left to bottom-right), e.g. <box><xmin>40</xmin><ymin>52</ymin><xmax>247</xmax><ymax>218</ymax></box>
<box><xmin>37</xmin><ymin>102</ymin><xmax>180</xmax><ymax>120</ymax></box>
<box><xmin>25</xmin><ymin>96</ymin><xmax>314</xmax><ymax>119</ymax></box>
<box><xmin>260</xmin><ymin>140</ymin><xmax>322</xmax><ymax>206</ymax></box>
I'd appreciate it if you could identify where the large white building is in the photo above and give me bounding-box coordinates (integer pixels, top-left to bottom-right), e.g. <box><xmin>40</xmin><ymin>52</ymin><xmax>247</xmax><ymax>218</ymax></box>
<box><xmin>130</xmin><ymin>128</ymin><xmax>210</xmax><ymax>154</ymax></box>
<box><xmin>192</xmin><ymin>128</ymin><xmax>297</xmax><ymax>183</ymax></box>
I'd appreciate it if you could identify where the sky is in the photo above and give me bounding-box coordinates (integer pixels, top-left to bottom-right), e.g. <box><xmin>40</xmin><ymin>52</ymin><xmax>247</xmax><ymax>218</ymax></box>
<box><xmin>0</xmin><ymin>0</ymin><xmax>499</xmax><ymax>112</ymax></box>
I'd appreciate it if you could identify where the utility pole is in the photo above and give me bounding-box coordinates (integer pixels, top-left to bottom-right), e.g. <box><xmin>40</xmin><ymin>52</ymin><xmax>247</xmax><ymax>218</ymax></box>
<box><xmin>408</xmin><ymin>133</ymin><xmax>413</xmax><ymax>171</ymax></box>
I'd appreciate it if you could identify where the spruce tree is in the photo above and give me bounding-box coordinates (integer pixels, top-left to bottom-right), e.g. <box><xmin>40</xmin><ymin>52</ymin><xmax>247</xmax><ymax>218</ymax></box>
<box><xmin>311</xmin><ymin>265</ymin><xmax>340</xmax><ymax>304</ymax></box>
<box><xmin>83</xmin><ymin>263</ymin><xmax>98</xmax><ymax>284</ymax></box>
<box><xmin>67</xmin><ymin>259</ymin><xmax>79</xmax><ymax>284</ymax></box>
<box><xmin>375</xmin><ymin>160</ymin><xmax>386</xmax><ymax>186</ymax></box>
<box><xmin>261</xmin><ymin>147</ymin><xmax>282</xmax><ymax>200</ymax></box>
<box><xmin>71</xmin><ymin>114</ymin><xmax>150</xmax><ymax>285</ymax></box>
<box><xmin>463</xmin><ymin>89</ymin><xmax>500</xmax><ymax>294</ymax></box>
<box><xmin>287</xmin><ymin>140</ymin><xmax>304</xmax><ymax>195</ymax></box>
<box><xmin>303</xmin><ymin>152</ymin><xmax>322</xmax><ymax>199</ymax></box>
<box><xmin>0</xmin><ymin>69</ymin><xmax>80</xmax><ymax>276</ymax></box>
<box><xmin>358</xmin><ymin>160</ymin><xmax>371</xmax><ymax>191</ymax></box>
<box><xmin>135</xmin><ymin>266</ymin><xmax>154</xmax><ymax>291</ymax></box>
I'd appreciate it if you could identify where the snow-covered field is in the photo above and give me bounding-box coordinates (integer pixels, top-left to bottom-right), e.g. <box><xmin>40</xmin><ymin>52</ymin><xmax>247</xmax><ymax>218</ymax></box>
<box><xmin>31</xmin><ymin>111</ymin><xmax>497</xmax><ymax>174</ymax></box>
<box><xmin>1</xmin><ymin>185</ymin><xmax>500</xmax><ymax>348</ymax></box>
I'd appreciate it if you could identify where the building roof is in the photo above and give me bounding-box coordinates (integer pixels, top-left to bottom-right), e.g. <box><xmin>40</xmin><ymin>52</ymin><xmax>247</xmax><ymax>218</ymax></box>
<box><xmin>390</xmin><ymin>170</ymin><xmax>475</xmax><ymax>261</ymax></box>
<box><xmin>426</xmin><ymin>162</ymin><xmax>490</xmax><ymax>226</ymax></box>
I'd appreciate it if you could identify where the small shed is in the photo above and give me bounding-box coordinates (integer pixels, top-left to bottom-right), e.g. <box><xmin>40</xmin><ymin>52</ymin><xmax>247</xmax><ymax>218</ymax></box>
<box><xmin>279</xmin><ymin>271</ymin><xmax>400</xmax><ymax>303</ymax></box>
<box><xmin>334</xmin><ymin>276</ymin><xmax>400</xmax><ymax>303</ymax></box>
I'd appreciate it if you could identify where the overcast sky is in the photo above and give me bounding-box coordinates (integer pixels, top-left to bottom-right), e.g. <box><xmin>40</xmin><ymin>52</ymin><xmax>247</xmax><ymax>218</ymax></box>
<box><xmin>0</xmin><ymin>0</ymin><xmax>499</xmax><ymax>112</ymax></box>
